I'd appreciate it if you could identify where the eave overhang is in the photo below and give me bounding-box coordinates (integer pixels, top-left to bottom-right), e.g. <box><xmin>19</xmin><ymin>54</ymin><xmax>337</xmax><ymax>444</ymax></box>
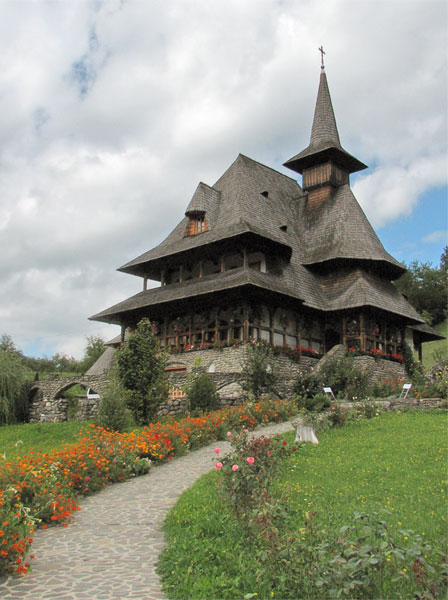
<box><xmin>284</xmin><ymin>144</ymin><xmax>367</xmax><ymax>175</ymax></box>
<box><xmin>90</xmin><ymin>268</ymin><xmax>304</xmax><ymax>325</ymax></box>
<box><xmin>118</xmin><ymin>226</ymin><xmax>293</xmax><ymax>279</ymax></box>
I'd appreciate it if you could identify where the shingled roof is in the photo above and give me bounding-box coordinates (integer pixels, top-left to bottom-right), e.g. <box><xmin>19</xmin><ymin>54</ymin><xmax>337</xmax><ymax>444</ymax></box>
<box><xmin>118</xmin><ymin>154</ymin><xmax>300</xmax><ymax>277</ymax></box>
<box><xmin>91</xmin><ymin>267</ymin><xmax>307</xmax><ymax>324</ymax></box>
<box><xmin>296</xmin><ymin>184</ymin><xmax>405</xmax><ymax>278</ymax></box>
<box><xmin>284</xmin><ymin>69</ymin><xmax>367</xmax><ymax>174</ymax></box>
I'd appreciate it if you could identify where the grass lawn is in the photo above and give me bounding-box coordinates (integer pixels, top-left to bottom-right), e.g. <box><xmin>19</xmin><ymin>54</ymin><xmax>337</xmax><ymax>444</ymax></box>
<box><xmin>0</xmin><ymin>421</ymin><xmax>91</xmax><ymax>458</ymax></box>
<box><xmin>158</xmin><ymin>410</ymin><xmax>447</xmax><ymax>599</ymax></box>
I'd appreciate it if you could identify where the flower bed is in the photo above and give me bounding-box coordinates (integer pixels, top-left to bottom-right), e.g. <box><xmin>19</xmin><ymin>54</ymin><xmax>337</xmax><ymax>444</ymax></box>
<box><xmin>0</xmin><ymin>397</ymin><xmax>295</xmax><ymax>576</ymax></box>
<box><xmin>347</xmin><ymin>347</ymin><xmax>403</xmax><ymax>363</ymax></box>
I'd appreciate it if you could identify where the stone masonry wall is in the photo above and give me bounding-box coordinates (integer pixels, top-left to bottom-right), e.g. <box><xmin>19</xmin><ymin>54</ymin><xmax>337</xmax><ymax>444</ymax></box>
<box><xmin>28</xmin><ymin>346</ymin><xmax>408</xmax><ymax>421</ymax></box>
<box><xmin>352</xmin><ymin>355</ymin><xmax>406</xmax><ymax>381</ymax></box>
<box><xmin>160</xmin><ymin>346</ymin><xmax>318</xmax><ymax>415</ymax></box>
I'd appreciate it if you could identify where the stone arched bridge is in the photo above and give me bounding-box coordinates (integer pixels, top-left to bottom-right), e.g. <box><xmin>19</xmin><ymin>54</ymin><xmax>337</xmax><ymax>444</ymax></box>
<box><xmin>28</xmin><ymin>374</ymin><xmax>109</xmax><ymax>422</ymax></box>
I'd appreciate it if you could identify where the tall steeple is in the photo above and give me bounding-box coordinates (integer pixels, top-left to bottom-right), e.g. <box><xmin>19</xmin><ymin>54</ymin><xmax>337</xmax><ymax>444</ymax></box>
<box><xmin>284</xmin><ymin>62</ymin><xmax>367</xmax><ymax>181</ymax></box>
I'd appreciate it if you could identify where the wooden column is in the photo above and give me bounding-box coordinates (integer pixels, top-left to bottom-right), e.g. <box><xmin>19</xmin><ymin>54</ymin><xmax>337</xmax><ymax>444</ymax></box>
<box><xmin>163</xmin><ymin>316</ymin><xmax>168</xmax><ymax>348</ymax></box>
<box><xmin>243</xmin><ymin>301</ymin><xmax>249</xmax><ymax>342</ymax></box>
<box><xmin>360</xmin><ymin>313</ymin><xmax>366</xmax><ymax>351</ymax></box>
<box><xmin>199</xmin><ymin>261</ymin><xmax>203</xmax><ymax>279</ymax></box>
<box><xmin>179</xmin><ymin>265</ymin><xmax>183</xmax><ymax>283</ymax></box>
<box><xmin>243</xmin><ymin>248</ymin><xmax>248</xmax><ymax>268</ymax></box>
<box><xmin>342</xmin><ymin>315</ymin><xmax>347</xmax><ymax>347</ymax></box>
<box><xmin>161</xmin><ymin>270</ymin><xmax>166</xmax><ymax>286</ymax></box>
<box><xmin>143</xmin><ymin>275</ymin><xmax>148</xmax><ymax>291</ymax></box>
<box><xmin>220</xmin><ymin>255</ymin><xmax>225</xmax><ymax>273</ymax></box>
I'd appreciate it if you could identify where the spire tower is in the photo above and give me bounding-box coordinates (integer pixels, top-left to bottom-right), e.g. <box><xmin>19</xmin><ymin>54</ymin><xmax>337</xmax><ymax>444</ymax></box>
<box><xmin>284</xmin><ymin>63</ymin><xmax>367</xmax><ymax>181</ymax></box>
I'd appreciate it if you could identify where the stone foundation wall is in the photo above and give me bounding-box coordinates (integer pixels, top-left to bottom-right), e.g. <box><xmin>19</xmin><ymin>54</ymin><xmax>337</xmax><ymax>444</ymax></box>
<box><xmin>352</xmin><ymin>355</ymin><xmax>406</xmax><ymax>380</ymax></box>
<box><xmin>27</xmin><ymin>346</ymin><xmax>409</xmax><ymax>422</ymax></box>
<box><xmin>159</xmin><ymin>346</ymin><xmax>318</xmax><ymax>415</ymax></box>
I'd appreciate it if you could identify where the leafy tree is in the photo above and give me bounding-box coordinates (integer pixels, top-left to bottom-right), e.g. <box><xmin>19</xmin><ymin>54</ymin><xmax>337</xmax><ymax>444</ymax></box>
<box><xmin>394</xmin><ymin>248</ymin><xmax>447</xmax><ymax>325</ymax></box>
<box><xmin>0</xmin><ymin>340</ymin><xmax>32</xmax><ymax>424</ymax></box>
<box><xmin>116</xmin><ymin>319</ymin><xmax>168</xmax><ymax>424</ymax></box>
<box><xmin>240</xmin><ymin>341</ymin><xmax>277</xmax><ymax>399</ymax></box>
<box><xmin>81</xmin><ymin>336</ymin><xmax>106</xmax><ymax>372</ymax></box>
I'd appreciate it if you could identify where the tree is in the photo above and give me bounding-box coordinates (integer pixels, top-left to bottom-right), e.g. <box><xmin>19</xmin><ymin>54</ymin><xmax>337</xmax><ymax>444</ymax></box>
<box><xmin>116</xmin><ymin>319</ymin><xmax>168</xmax><ymax>424</ymax></box>
<box><xmin>239</xmin><ymin>341</ymin><xmax>277</xmax><ymax>399</ymax></box>
<box><xmin>0</xmin><ymin>338</ymin><xmax>32</xmax><ymax>424</ymax></box>
<box><xmin>394</xmin><ymin>249</ymin><xmax>447</xmax><ymax>325</ymax></box>
<box><xmin>81</xmin><ymin>336</ymin><xmax>106</xmax><ymax>372</ymax></box>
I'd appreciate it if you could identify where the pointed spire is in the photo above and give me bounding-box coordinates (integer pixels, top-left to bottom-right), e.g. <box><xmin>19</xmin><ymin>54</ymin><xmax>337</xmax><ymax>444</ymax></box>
<box><xmin>284</xmin><ymin>65</ymin><xmax>367</xmax><ymax>175</ymax></box>
<box><xmin>309</xmin><ymin>69</ymin><xmax>341</xmax><ymax>149</ymax></box>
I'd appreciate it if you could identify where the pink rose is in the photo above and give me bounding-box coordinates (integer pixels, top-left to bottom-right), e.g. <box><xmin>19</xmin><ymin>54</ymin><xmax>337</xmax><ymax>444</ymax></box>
<box><xmin>232</xmin><ymin>464</ymin><xmax>239</xmax><ymax>471</ymax></box>
<box><xmin>214</xmin><ymin>447</ymin><xmax>220</xmax><ymax>454</ymax></box>
<box><xmin>227</xmin><ymin>431</ymin><xmax>232</xmax><ymax>437</ymax></box>
<box><xmin>246</xmin><ymin>457</ymin><xmax>255</xmax><ymax>464</ymax></box>
<box><xmin>215</xmin><ymin>462</ymin><xmax>223</xmax><ymax>470</ymax></box>
<box><xmin>243</xmin><ymin>429</ymin><xmax>249</xmax><ymax>434</ymax></box>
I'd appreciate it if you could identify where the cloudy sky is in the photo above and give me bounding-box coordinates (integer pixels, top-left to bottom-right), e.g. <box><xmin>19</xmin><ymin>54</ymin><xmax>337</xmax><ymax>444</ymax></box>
<box><xmin>0</xmin><ymin>0</ymin><xmax>446</xmax><ymax>359</ymax></box>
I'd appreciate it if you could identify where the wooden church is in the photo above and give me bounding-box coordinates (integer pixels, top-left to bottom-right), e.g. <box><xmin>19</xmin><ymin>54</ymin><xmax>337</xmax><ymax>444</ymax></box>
<box><xmin>91</xmin><ymin>63</ymin><xmax>441</xmax><ymax>362</ymax></box>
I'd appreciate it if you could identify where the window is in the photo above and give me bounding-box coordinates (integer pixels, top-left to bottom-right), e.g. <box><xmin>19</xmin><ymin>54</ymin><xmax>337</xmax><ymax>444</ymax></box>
<box><xmin>186</xmin><ymin>214</ymin><xmax>208</xmax><ymax>236</ymax></box>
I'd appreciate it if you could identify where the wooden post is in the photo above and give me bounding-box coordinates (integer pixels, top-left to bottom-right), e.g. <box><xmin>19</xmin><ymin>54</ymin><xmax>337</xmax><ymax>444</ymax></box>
<box><xmin>360</xmin><ymin>313</ymin><xmax>366</xmax><ymax>351</ymax></box>
<box><xmin>220</xmin><ymin>255</ymin><xmax>225</xmax><ymax>273</ymax></box>
<box><xmin>243</xmin><ymin>248</ymin><xmax>248</xmax><ymax>268</ymax></box>
<box><xmin>199</xmin><ymin>261</ymin><xmax>203</xmax><ymax>279</ymax></box>
<box><xmin>243</xmin><ymin>302</ymin><xmax>249</xmax><ymax>342</ymax></box>
<box><xmin>163</xmin><ymin>317</ymin><xmax>168</xmax><ymax>348</ymax></box>
<box><xmin>161</xmin><ymin>270</ymin><xmax>165</xmax><ymax>286</ymax></box>
<box><xmin>342</xmin><ymin>315</ymin><xmax>347</xmax><ymax>347</ymax></box>
<box><xmin>143</xmin><ymin>275</ymin><xmax>148</xmax><ymax>291</ymax></box>
<box><xmin>179</xmin><ymin>265</ymin><xmax>183</xmax><ymax>283</ymax></box>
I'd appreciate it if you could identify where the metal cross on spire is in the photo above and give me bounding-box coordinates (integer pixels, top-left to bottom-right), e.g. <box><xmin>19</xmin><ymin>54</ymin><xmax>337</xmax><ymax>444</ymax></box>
<box><xmin>318</xmin><ymin>45</ymin><xmax>325</xmax><ymax>70</ymax></box>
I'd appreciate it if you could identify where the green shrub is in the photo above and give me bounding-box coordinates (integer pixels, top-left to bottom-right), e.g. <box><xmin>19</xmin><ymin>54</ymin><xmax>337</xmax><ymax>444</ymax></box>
<box><xmin>186</xmin><ymin>373</ymin><xmax>220</xmax><ymax>414</ymax></box>
<box><xmin>297</xmin><ymin>392</ymin><xmax>331</xmax><ymax>412</ymax></box>
<box><xmin>96</xmin><ymin>376</ymin><xmax>134</xmax><ymax>432</ymax></box>
<box><xmin>239</xmin><ymin>341</ymin><xmax>277</xmax><ymax>399</ymax></box>
<box><xmin>293</xmin><ymin>370</ymin><xmax>322</xmax><ymax>399</ymax></box>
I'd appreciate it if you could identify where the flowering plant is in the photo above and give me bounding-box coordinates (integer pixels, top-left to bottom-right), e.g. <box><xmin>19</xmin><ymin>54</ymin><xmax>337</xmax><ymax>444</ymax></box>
<box><xmin>216</xmin><ymin>429</ymin><xmax>299</xmax><ymax>521</ymax></box>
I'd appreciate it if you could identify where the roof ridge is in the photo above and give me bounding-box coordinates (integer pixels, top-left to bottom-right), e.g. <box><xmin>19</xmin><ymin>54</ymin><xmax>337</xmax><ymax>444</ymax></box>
<box><xmin>236</xmin><ymin>153</ymin><xmax>300</xmax><ymax>184</ymax></box>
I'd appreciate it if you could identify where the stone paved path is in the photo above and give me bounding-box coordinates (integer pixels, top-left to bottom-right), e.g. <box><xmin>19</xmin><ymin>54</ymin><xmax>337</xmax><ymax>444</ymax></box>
<box><xmin>0</xmin><ymin>421</ymin><xmax>294</xmax><ymax>600</ymax></box>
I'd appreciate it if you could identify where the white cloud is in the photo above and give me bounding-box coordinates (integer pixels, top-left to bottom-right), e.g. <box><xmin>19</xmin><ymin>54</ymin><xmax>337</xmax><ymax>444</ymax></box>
<box><xmin>422</xmin><ymin>230</ymin><xmax>448</xmax><ymax>244</ymax></box>
<box><xmin>0</xmin><ymin>0</ymin><xmax>446</xmax><ymax>357</ymax></box>
<box><xmin>352</xmin><ymin>155</ymin><xmax>447</xmax><ymax>228</ymax></box>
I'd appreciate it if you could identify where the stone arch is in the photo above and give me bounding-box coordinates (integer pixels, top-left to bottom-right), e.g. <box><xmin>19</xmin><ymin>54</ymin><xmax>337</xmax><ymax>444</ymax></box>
<box><xmin>54</xmin><ymin>380</ymin><xmax>91</xmax><ymax>399</ymax></box>
<box><xmin>216</xmin><ymin>381</ymin><xmax>244</xmax><ymax>400</ymax></box>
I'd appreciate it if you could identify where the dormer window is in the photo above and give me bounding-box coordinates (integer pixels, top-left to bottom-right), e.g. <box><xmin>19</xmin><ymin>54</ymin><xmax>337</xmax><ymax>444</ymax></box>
<box><xmin>186</xmin><ymin>212</ymin><xmax>208</xmax><ymax>236</ymax></box>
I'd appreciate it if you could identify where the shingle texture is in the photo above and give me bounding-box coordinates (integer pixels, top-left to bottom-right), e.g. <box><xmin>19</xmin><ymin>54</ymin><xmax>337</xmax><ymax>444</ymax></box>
<box><xmin>185</xmin><ymin>182</ymin><xmax>220</xmax><ymax>215</ymax></box>
<box><xmin>297</xmin><ymin>184</ymin><xmax>404</xmax><ymax>272</ymax></box>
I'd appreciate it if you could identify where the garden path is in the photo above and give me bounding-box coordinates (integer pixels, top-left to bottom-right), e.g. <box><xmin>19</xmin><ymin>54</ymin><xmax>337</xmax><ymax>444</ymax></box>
<box><xmin>0</xmin><ymin>420</ymin><xmax>294</xmax><ymax>600</ymax></box>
